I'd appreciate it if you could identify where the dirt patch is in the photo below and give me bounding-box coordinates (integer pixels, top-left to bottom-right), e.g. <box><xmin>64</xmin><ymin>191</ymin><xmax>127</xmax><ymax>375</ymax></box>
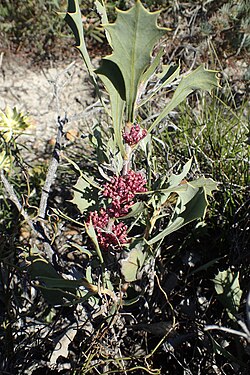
<box><xmin>0</xmin><ymin>53</ymin><xmax>96</xmax><ymax>154</ymax></box>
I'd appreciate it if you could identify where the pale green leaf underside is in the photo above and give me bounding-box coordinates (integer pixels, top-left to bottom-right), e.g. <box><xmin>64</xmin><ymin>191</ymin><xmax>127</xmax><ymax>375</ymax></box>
<box><xmin>71</xmin><ymin>175</ymin><xmax>98</xmax><ymax>213</ymax></box>
<box><xmin>96</xmin><ymin>62</ymin><xmax>126</xmax><ymax>156</ymax></box>
<box><xmin>213</xmin><ymin>268</ymin><xmax>243</xmax><ymax>318</ymax></box>
<box><xmin>85</xmin><ymin>221</ymin><xmax>104</xmax><ymax>264</ymax></box>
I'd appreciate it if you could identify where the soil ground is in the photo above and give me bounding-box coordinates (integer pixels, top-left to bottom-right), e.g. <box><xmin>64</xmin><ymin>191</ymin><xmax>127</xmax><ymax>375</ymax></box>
<box><xmin>0</xmin><ymin>52</ymin><xmax>95</xmax><ymax>155</ymax></box>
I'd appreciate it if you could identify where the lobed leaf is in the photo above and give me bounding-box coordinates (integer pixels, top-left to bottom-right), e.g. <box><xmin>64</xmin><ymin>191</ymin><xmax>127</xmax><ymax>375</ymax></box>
<box><xmin>63</xmin><ymin>0</ymin><xmax>94</xmax><ymax>77</ymax></box>
<box><xmin>148</xmin><ymin>176</ymin><xmax>217</xmax><ymax>245</ymax></box>
<box><xmin>98</xmin><ymin>0</ymin><xmax>166</xmax><ymax>122</ymax></box>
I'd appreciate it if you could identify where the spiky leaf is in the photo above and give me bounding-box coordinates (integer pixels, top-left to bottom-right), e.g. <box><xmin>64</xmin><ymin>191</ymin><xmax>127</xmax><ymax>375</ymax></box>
<box><xmin>99</xmin><ymin>0</ymin><xmax>166</xmax><ymax>122</ymax></box>
<box><xmin>64</xmin><ymin>0</ymin><xmax>94</xmax><ymax>76</ymax></box>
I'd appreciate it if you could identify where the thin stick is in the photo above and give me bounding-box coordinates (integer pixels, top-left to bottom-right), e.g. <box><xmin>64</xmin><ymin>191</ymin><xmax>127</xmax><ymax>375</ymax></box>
<box><xmin>38</xmin><ymin>116</ymin><xmax>66</xmax><ymax>220</ymax></box>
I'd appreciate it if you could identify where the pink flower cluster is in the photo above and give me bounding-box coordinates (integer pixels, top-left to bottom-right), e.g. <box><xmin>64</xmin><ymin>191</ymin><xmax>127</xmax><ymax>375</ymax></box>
<box><xmin>88</xmin><ymin>209</ymin><xmax>128</xmax><ymax>250</ymax></box>
<box><xmin>123</xmin><ymin>124</ymin><xmax>147</xmax><ymax>146</ymax></box>
<box><xmin>103</xmin><ymin>170</ymin><xmax>147</xmax><ymax>218</ymax></box>
<box><xmin>87</xmin><ymin>170</ymin><xmax>147</xmax><ymax>251</ymax></box>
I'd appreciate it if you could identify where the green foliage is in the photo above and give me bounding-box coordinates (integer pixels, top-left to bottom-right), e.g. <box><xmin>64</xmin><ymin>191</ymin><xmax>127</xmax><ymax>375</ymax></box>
<box><xmin>63</xmin><ymin>0</ymin><xmax>96</xmax><ymax>78</ymax></box>
<box><xmin>98</xmin><ymin>1</ymin><xmax>166</xmax><ymax>122</ymax></box>
<box><xmin>148</xmin><ymin>66</ymin><xmax>220</xmax><ymax>132</ymax></box>
<box><xmin>120</xmin><ymin>242</ymin><xmax>145</xmax><ymax>282</ymax></box>
<box><xmin>213</xmin><ymin>267</ymin><xmax>243</xmax><ymax>319</ymax></box>
<box><xmin>161</xmin><ymin>93</ymin><xmax>249</xmax><ymax>226</ymax></box>
<box><xmin>71</xmin><ymin>174</ymin><xmax>99</xmax><ymax>213</ymax></box>
<box><xmin>0</xmin><ymin>0</ymin><xmax>64</xmax><ymax>55</ymax></box>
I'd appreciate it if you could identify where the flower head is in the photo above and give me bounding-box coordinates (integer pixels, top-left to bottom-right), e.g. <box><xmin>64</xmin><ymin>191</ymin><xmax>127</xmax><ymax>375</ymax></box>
<box><xmin>103</xmin><ymin>170</ymin><xmax>147</xmax><ymax>217</ymax></box>
<box><xmin>0</xmin><ymin>106</ymin><xmax>32</xmax><ymax>142</ymax></box>
<box><xmin>87</xmin><ymin>209</ymin><xmax>128</xmax><ymax>250</ymax></box>
<box><xmin>123</xmin><ymin>123</ymin><xmax>147</xmax><ymax>146</ymax></box>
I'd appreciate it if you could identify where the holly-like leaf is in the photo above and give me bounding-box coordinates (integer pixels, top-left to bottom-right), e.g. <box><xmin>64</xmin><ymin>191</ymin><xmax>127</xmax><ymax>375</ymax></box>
<box><xmin>98</xmin><ymin>0</ymin><xmax>166</xmax><ymax>122</ymax></box>
<box><xmin>148</xmin><ymin>65</ymin><xmax>221</xmax><ymax>132</ymax></box>
<box><xmin>189</xmin><ymin>176</ymin><xmax>218</xmax><ymax>197</ymax></box>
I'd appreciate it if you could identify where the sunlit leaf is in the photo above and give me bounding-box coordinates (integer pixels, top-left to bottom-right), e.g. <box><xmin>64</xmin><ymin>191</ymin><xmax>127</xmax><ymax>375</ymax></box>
<box><xmin>98</xmin><ymin>0</ymin><xmax>166</xmax><ymax>122</ymax></box>
<box><xmin>120</xmin><ymin>246</ymin><xmax>145</xmax><ymax>282</ymax></box>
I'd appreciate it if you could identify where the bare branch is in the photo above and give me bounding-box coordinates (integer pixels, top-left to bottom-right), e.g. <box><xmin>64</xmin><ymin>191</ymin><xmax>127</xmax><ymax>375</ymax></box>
<box><xmin>38</xmin><ymin>115</ymin><xmax>66</xmax><ymax>220</ymax></box>
<box><xmin>204</xmin><ymin>324</ymin><xmax>250</xmax><ymax>343</ymax></box>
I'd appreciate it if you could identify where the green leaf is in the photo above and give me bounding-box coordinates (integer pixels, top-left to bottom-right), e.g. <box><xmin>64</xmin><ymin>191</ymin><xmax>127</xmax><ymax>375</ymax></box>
<box><xmin>66</xmin><ymin>242</ymin><xmax>92</xmax><ymax>258</ymax></box>
<box><xmin>139</xmin><ymin>63</ymin><xmax>180</xmax><ymax>107</ymax></box>
<box><xmin>38</xmin><ymin>277</ymin><xmax>86</xmax><ymax>289</ymax></box>
<box><xmin>120</xmin><ymin>246</ymin><xmax>145</xmax><ymax>282</ymax></box>
<box><xmin>213</xmin><ymin>268</ymin><xmax>243</xmax><ymax>319</ymax></box>
<box><xmin>96</xmin><ymin>61</ymin><xmax>126</xmax><ymax>157</ymax></box>
<box><xmin>100</xmin><ymin>0</ymin><xmax>166</xmax><ymax>121</ymax></box>
<box><xmin>120</xmin><ymin>201</ymin><xmax>145</xmax><ymax>219</ymax></box>
<box><xmin>28</xmin><ymin>256</ymin><xmax>60</xmax><ymax>280</ymax></box>
<box><xmin>167</xmin><ymin>158</ymin><xmax>192</xmax><ymax>188</ymax></box>
<box><xmin>189</xmin><ymin>176</ymin><xmax>218</xmax><ymax>197</ymax></box>
<box><xmin>148</xmin><ymin>185</ymin><xmax>208</xmax><ymax>245</ymax></box>
<box><xmin>140</xmin><ymin>48</ymin><xmax>164</xmax><ymax>85</ymax></box>
<box><xmin>28</xmin><ymin>256</ymin><xmax>79</xmax><ymax>305</ymax></box>
<box><xmin>148</xmin><ymin>65</ymin><xmax>220</xmax><ymax>132</ymax></box>
<box><xmin>63</xmin><ymin>0</ymin><xmax>94</xmax><ymax>77</ymax></box>
<box><xmin>95</xmin><ymin>0</ymin><xmax>112</xmax><ymax>46</ymax></box>
<box><xmin>71</xmin><ymin>175</ymin><xmax>99</xmax><ymax>213</ymax></box>
<box><xmin>146</xmin><ymin>159</ymin><xmax>192</xmax><ymax>205</ymax></box>
<box><xmin>85</xmin><ymin>220</ymin><xmax>104</xmax><ymax>264</ymax></box>
<box><xmin>35</xmin><ymin>285</ymin><xmax>76</xmax><ymax>305</ymax></box>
